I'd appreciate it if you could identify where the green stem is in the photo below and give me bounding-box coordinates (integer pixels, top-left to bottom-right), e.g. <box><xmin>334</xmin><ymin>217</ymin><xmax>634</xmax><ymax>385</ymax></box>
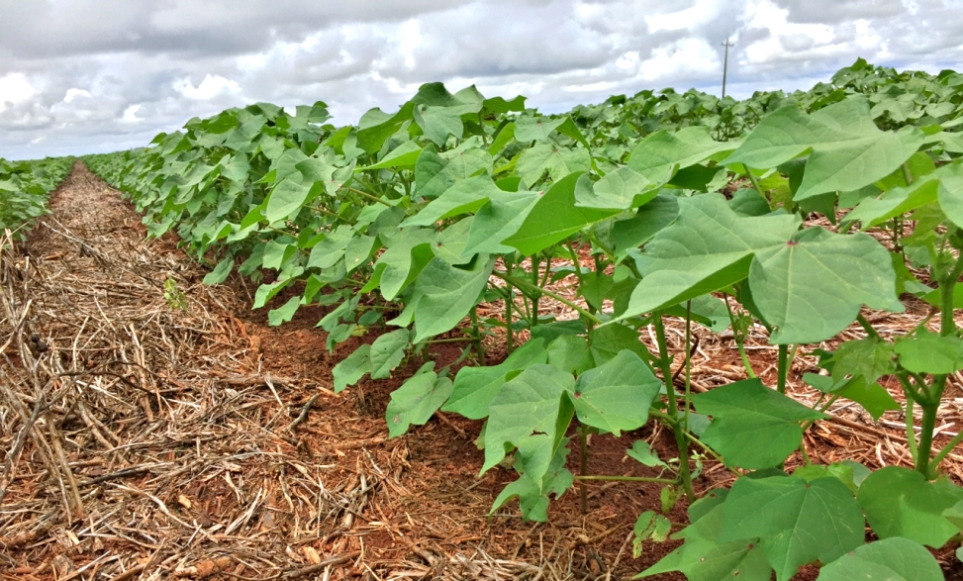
<box><xmin>724</xmin><ymin>296</ymin><xmax>757</xmax><ymax>379</ymax></box>
<box><xmin>930</xmin><ymin>429</ymin><xmax>963</xmax><ymax>474</ymax></box>
<box><xmin>469</xmin><ymin>307</ymin><xmax>485</xmax><ymax>365</ymax></box>
<box><xmin>530</xmin><ymin>256</ymin><xmax>540</xmax><ymax>328</ymax></box>
<box><xmin>684</xmin><ymin>301</ymin><xmax>692</xmax><ymax>432</ymax></box>
<box><xmin>916</xmin><ymin>400</ymin><xmax>939</xmax><ymax>478</ymax></box>
<box><xmin>580</xmin><ymin>429</ymin><xmax>589</xmax><ymax>514</ymax></box>
<box><xmin>344</xmin><ymin>187</ymin><xmax>392</xmax><ymax>207</ymax></box>
<box><xmin>744</xmin><ymin>164</ymin><xmax>768</xmax><ymax>202</ymax></box>
<box><xmin>494</xmin><ymin>271</ymin><xmax>603</xmax><ymax>325</ymax></box>
<box><xmin>905</xmin><ymin>396</ymin><xmax>919</xmax><ymax>461</ymax></box>
<box><xmin>939</xmin><ymin>251</ymin><xmax>963</xmax><ymax>337</ymax></box>
<box><xmin>856</xmin><ymin>313</ymin><xmax>881</xmax><ymax>340</ymax></box>
<box><xmin>653</xmin><ymin>314</ymin><xmax>695</xmax><ymax>499</ymax></box>
<box><xmin>777</xmin><ymin>344</ymin><xmax>789</xmax><ymax>394</ymax></box>
<box><xmin>504</xmin><ymin>258</ymin><xmax>515</xmax><ymax>355</ymax></box>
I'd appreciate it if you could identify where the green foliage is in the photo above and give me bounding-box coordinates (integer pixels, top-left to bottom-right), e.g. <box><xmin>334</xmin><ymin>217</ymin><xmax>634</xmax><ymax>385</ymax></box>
<box><xmin>83</xmin><ymin>58</ymin><xmax>963</xmax><ymax>578</ymax></box>
<box><xmin>0</xmin><ymin>156</ymin><xmax>73</xmax><ymax>239</ymax></box>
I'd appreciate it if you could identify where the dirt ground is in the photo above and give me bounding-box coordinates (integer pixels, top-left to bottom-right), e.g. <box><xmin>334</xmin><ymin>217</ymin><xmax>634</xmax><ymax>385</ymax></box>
<box><xmin>1</xmin><ymin>162</ymin><xmax>962</xmax><ymax>580</ymax></box>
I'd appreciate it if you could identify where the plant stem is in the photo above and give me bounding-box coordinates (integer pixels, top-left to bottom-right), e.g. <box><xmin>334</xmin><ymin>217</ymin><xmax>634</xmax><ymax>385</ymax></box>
<box><xmin>494</xmin><ymin>271</ymin><xmax>603</xmax><ymax>325</ymax></box>
<box><xmin>530</xmin><ymin>256</ymin><xmax>540</xmax><ymax>328</ymax></box>
<box><xmin>580</xmin><ymin>429</ymin><xmax>589</xmax><ymax>514</ymax></box>
<box><xmin>345</xmin><ymin>186</ymin><xmax>392</xmax><ymax>206</ymax></box>
<box><xmin>504</xmin><ymin>256</ymin><xmax>515</xmax><ymax>354</ymax></box>
<box><xmin>684</xmin><ymin>301</ymin><xmax>692</xmax><ymax>432</ymax></box>
<box><xmin>653</xmin><ymin>314</ymin><xmax>695</xmax><ymax>499</ymax></box>
<box><xmin>724</xmin><ymin>296</ymin><xmax>757</xmax><ymax>378</ymax></box>
<box><xmin>856</xmin><ymin>313</ymin><xmax>881</xmax><ymax>340</ymax></box>
<box><xmin>744</xmin><ymin>164</ymin><xmax>766</xmax><ymax>200</ymax></box>
<box><xmin>930</xmin><ymin>429</ymin><xmax>963</xmax><ymax>474</ymax></box>
<box><xmin>469</xmin><ymin>307</ymin><xmax>485</xmax><ymax>365</ymax></box>
<box><xmin>777</xmin><ymin>344</ymin><xmax>789</xmax><ymax>394</ymax></box>
<box><xmin>939</xmin><ymin>251</ymin><xmax>963</xmax><ymax>336</ymax></box>
<box><xmin>916</xmin><ymin>399</ymin><xmax>939</xmax><ymax>478</ymax></box>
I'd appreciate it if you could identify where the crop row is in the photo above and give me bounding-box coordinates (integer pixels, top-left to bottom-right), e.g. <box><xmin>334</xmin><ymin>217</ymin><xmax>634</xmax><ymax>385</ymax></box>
<box><xmin>0</xmin><ymin>157</ymin><xmax>74</xmax><ymax>239</ymax></box>
<box><xmin>86</xmin><ymin>60</ymin><xmax>963</xmax><ymax>580</ymax></box>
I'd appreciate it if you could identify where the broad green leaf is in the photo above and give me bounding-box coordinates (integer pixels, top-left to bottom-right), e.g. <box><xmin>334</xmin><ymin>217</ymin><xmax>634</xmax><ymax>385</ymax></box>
<box><xmin>372</xmin><ymin>228</ymin><xmax>435</xmax><ymax>300</ymax></box>
<box><xmin>574</xmin><ymin>167</ymin><xmax>658</xmax><ymax>210</ymax></box>
<box><xmin>692</xmin><ymin>379</ymin><xmax>826</xmax><ymax>469</ymax></box>
<box><xmin>546</xmin><ymin>335</ymin><xmax>595</xmax><ymax>375</ymax></box>
<box><xmin>417</xmin><ymin>142</ymin><xmax>493</xmax><ymax>199</ymax></box>
<box><xmin>843</xmin><ymin>178</ymin><xmax>939</xmax><ymax>229</ymax></box>
<box><xmin>514</xmin><ymin>115</ymin><xmax>568</xmax><ymax>142</ymax></box>
<box><xmin>895</xmin><ymin>329</ymin><xmax>963</xmax><ymax>374</ymax></box>
<box><xmin>268</xmin><ymin>296</ymin><xmax>300</xmax><ymax>326</ymax></box>
<box><xmin>344</xmin><ymin>235</ymin><xmax>376</xmax><ymax>273</ymax></box>
<box><xmin>360</xmin><ymin>141</ymin><xmax>422</xmax><ymax>170</ymax></box>
<box><xmin>410</xmin><ymin>256</ymin><xmax>495</xmax><ymax>342</ymax></box>
<box><xmin>385</xmin><ymin>370</ymin><xmax>453</xmax><ymax>438</ymax></box>
<box><xmin>332</xmin><ymin>344</ymin><xmax>371</xmax><ymax>392</ymax></box>
<box><xmin>413</xmin><ymin>105</ymin><xmax>463</xmax><ymax>146</ymax></box>
<box><xmin>306</xmin><ymin>225</ymin><xmax>353</xmax><ymax>270</ymax></box>
<box><xmin>262</xmin><ymin>239</ymin><xmax>296</xmax><ymax>270</ymax></box>
<box><xmin>203</xmin><ymin>257</ymin><xmax>233</xmax><ymax>285</ymax></box>
<box><xmin>611</xmin><ymin>194</ymin><xmax>680</xmax><ymax>256</ymax></box>
<box><xmin>587</xmin><ymin>323</ymin><xmax>650</xmax><ymax>364</ymax></box>
<box><xmin>720</xmin><ymin>475</ymin><xmax>864</xmax><ymax>581</ymax></box>
<box><xmin>935</xmin><ymin>161</ymin><xmax>963</xmax><ymax>228</ymax></box>
<box><xmin>571</xmin><ymin>350</ymin><xmax>661</xmax><ymax>435</ymax></box>
<box><xmin>503</xmin><ymin>172</ymin><xmax>615</xmax><ymax>255</ymax></box>
<box><xmin>401</xmin><ymin>175</ymin><xmax>502</xmax><ymax>227</ymax></box>
<box><xmin>749</xmin><ymin>227</ymin><xmax>902</xmax><ymax>344</ymax></box>
<box><xmin>858</xmin><ymin>466</ymin><xmax>963</xmax><ymax>547</ymax></box>
<box><xmin>638</xmin><ymin>500</ymin><xmax>772</xmax><ymax>581</ymax></box>
<box><xmin>515</xmin><ymin>142</ymin><xmax>592</xmax><ymax>187</ymax></box>
<box><xmin>627</xmin><ymin>440</ymin><xmax>668</xmax><ymax>469</ymax></box>
<box><xmin>369</xmin><ymin>329</ymin><xmax>409</xmax><ymax>379</ymax></box>
<box><xmin>628</xmin><ymin>126</ymin><xmax>732</xmax><ymax>182</ymax></box>
<box><xmin>490</xmin><ymin>444</ymin><xmax>572</xmax><ymax>522</ymax></box>
<box><xmin>726</xmin><ymin>99</ymin><xmax>924</xmax><ymax>200</ymax></box>
<box><xmin>253</xmin><ymin>279</ymin><xmax>292</xmax><ymax>309</ymax></box>
<box><xmin>264</xmin><ymin>177</ymin><xmax>313</xmax><ymax>223</ymax></box>
<box><xmin>815</xmin><ymin>537</ymin><xmax>943</xmax><ymax>581</ymax></box>
<box><xmin>443</xmin><ymin>338</ymin><xmax>548</xmax><ymax>419</ymax></box>
<box><xmin>483</xmin><ymin>365</ymin><xmax>574</xmax><ymax>477</ymax></box>
<box><xmin>461</xmin><ymin>190</ymin><xmax>539</xmax><ymax>257</ymax></box>
<box><xmin>619</xmin><ymin>195</ymin><xmax>799</xmax><ymax>320</ymax></box>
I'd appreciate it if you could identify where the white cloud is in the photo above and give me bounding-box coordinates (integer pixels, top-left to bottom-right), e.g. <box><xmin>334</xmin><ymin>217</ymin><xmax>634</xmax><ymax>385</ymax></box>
<box><xmin>0</xmin><ymin>73</ymin><xmax>36</xmax><ymax>112</ymax></box>
<box><xmin>63</xmin><ymin>88</ymin><xmax>92</xmax><ymax>103</ymax></box>
<box><xmin>122</xmin><ymin>104</ymin><xmax>143</xmax><ymax>123</ymax></box>
<box><xmin>174</xmin><ymin>74</ymin><xmax>243</xmax><ymax>100</ymax></box>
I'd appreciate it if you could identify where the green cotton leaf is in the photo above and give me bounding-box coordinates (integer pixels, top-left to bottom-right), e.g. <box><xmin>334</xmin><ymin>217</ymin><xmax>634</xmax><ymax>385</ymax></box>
<box><xmin>409</xmin><ymin>256</ymin><xmax>495</xmax><ymax>343</ymax></box>
<box><xmin>515</xmin><ymin>142</ymin><xmax>592</xmax><ymax>187</ymax></box>
<box><xmin>385</xmin><ymin>370</ymin><xmax>454</xmax><ymax>438</ymax></box>
<box><xmin>749</xmin><ymin>227</ymin><xmax>902</xmax><ymax>344</ymax></box>
<box><xmin>639</xmin><ymin>499</ymin><xmax>772</xmax><ymax>581</ymax></box>
<box><xmin>371</xmin><ymin>228</ymin><xmax>435</xmax><ymax>300</ymax></box>
<box><xmin>307</xmin><ymin>225</ymin><xmax>353</xmax><ymax>270</ymax></box>
<box><xmin>502</xmin><ymin>172</ymin><xmax>616</xmax><ymax>255</ymax></box>
<box><xmin>482</xmin><ymin>364</ymin><xmax>575</xmax><ymax>477</ymax></box>
<box><xmin>628</xmin><ymin>126</ymin><xmax>733</xmax><ymax>182</ymax></box>
<box><xmin>461</xmin><ymin>190</ymin><xmax>540</xmax><ymax>257</ymax></box>
<box><xmin>843</xmin><ymin>178</ymin><xmax>939</xmax><ymax>229</ymax></box>
<box><xmin>587</xmin><ymin>323</ymin><xmax>650</xmax><ymax>364</ymax></box>
<box><xmin>490</xmin><ymin>443</ymin><xmax>572</xmax><ymax>522</ymax></box>
<box><xmin>513</xmin><ymin>115</ymin><xmax>568</xmax><ymax>142</ymax></box>
<box><xmin>546</xmin><ymin>335</ymin><xmax>595</xmax><ymax>375</ymax></box>
<box><xmin>815</xmin><ymin>537</ymin><xmax>944</xmax><ymax>581</ymax></box>
<box><xmin>571</xmin><ymin>350</ymin><xmax>661</xmax><ymax>436</ymax></box>
<box><xmin>414</xmin><ymin>105</ymin><xmax>464</xmax><ymax>146</ymax></box>
<box><xmin>725</xmin><ymin>99</ymin><xmax>925</xmax><ymax>200</ymax></box>
<box><xmin>417</xmin><ymin>141</ymin><xmax>493</xmax><ymax>199</ymax></box>
<box><xmin>574</xmin><ymin>167</ymin><xmax>659</xmax><ymax>210</ymax></box>
<box><xmin>443</xmin><ymin>338</ymin><xmax>548</xmax><ymax>419</ymax></box>
<box><xmin>935</xmin><ymin>161</ymin><xmax>963</xmax><ymax>228</ymax></box>
<box><xmin>265</xmin><ymin>177</ymin><xmax>313</xmax><ymax>224</ymax></box>
<box><xmin>369</xmin><ymin>329</ymin><xmax>409</xmax><ymax>379</ymax></box>
<box><xmin>344</xmin><ymin>235</ymin><xmax>376</xmax><ymax>274</ymax></box>
<box><xmin>611</xmin><ymin>195</ymin><xmax>680</xmax><ymax>257</ymax></box>
<box><xmin>401</xmin><ymin>175</ymin><xmax>502</xmax><ymax>227</ymax></box>
<box><xmin>627</xmin><ymin>440</ymin><xmax>668</xmax><ymax>469</ymax></box>
<box><xmin>943</xmin><ymin>499</ymin><xmax>963</xmax><ymax>531</ymax></box>
<box><xmin>857</xmin><ymin>466</ymin><xmax>963</xmax><ymax>547</ymax></box>
<box><xmin>360</xmin><ymin>141</ymin><xmax>423</xmax><ymax>170</ymax></box>
<box><xmin>262</xmin><ymin>239</ymin><xmax>296</xmax><ymax>270</ymax></box>
<box><xmin>692</xmin><ymin>379</ymin><xmax>827</xmax><ymax>469</ymax></box>
<box><xmin>253</xmin><ymin>279</ymin><xmax>292</xmax><ymax>309</ymax></box>
<box><xmin>833</xmin><ymin>377</ymin><xmax>900</xmax><ymax>421</ymax></box>
<box><xmin>268</xmin><ymin>296</ymin><xmax>300</xmax><ymax>327</ymax></box>
<box><xmin>719</xmin><ymin>475</ymin><xmax>865</xmax><ymax>581</ymax></box>
<box><xmin>203</xmin><ymin>258</ymin><xmax>233</xmax><ymax>285</ymax></box>
<box><xmin>896</xmin><ymin>330</ymin><xmax>963</xmax><ymax>374</ymax></box>
<box><xmin>828</xmin><ymin>337</ymin><xmax>897</xmax><ymax>386</ymax></box>
<box><xmin>332</xmin><ymin>344</ymin><xmax>371</xmax><ymax>392</ymax></box>
<box><xmin>618</xmin><ymin>194</ymin><xmax>800</xmax><ymax>320</ymax></box>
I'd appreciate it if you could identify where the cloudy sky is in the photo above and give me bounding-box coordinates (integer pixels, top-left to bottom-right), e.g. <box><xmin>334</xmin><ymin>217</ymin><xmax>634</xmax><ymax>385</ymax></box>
<box><xmin>1</xmin><ymin>0</ymin><xmax>962</xmax><ymax>159</ymax></box>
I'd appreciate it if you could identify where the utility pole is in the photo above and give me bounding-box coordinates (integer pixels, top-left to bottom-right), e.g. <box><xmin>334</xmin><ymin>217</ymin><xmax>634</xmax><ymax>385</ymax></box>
<box><xmin>721</xmin><ymin>38</ymin><xmax>733</xmax><ymax>99</ymax></box>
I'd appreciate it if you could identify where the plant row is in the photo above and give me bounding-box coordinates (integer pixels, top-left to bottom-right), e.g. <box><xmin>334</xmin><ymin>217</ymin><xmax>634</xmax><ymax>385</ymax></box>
<box><xmin>85</xmin><ymin>60</ymin><xmax>963</xmax><ymax>580</ymax></box>
<box><xmin>0</xmin><ymin>156</ymin><xmax>74</xmax><ymax>239</ymax></box>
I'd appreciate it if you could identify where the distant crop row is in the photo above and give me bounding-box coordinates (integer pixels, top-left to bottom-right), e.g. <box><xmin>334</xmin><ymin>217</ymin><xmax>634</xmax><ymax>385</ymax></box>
<box><xmin>0</xmin><ymin>157</ymin><xmax>73</xmax><ymax>239</ymax></box>
<box><xmin>86</xmin><ymin>59</ymin><xmax>963</xmax><ymax>580</ymax></box>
